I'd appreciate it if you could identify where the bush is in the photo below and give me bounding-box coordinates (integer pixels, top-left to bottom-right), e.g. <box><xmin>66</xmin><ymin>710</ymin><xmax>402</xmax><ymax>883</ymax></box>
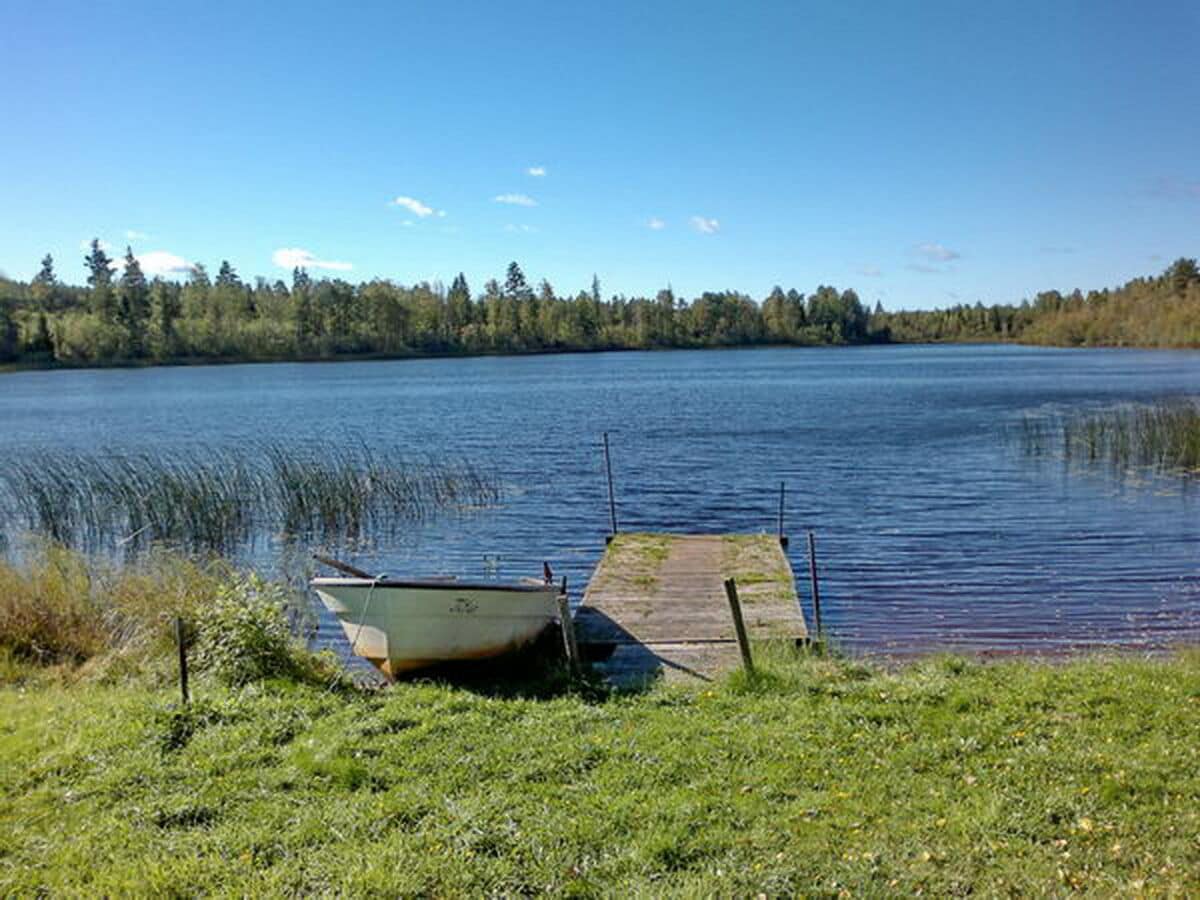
<box><xmin>192</xmin><ymin>573</ymin><xmax>342</xmax><ymax>688</ymax></box>
<box><xmin>0</xmin><ymin>544</ymin><xmax>345</xmax><ymax>689</ymax></box>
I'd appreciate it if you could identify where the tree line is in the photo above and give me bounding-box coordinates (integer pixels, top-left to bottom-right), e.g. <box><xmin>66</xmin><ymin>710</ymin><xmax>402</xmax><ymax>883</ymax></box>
<box><xmin>870</xmin><ymin>257</ymin><xmax>1200</xmax><ymax>348</ymax></box>
<box><xmin>1</xmin><ymin>245</ymin><xmax>1197</xmax><ymax>367</ymax></box>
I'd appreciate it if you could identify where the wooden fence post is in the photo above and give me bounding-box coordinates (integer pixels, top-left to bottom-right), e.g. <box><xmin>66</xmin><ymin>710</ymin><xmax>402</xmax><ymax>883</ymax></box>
<box><xmin>174</xmin><ymin>616</ymin><xmax>190</xmax><ymax>704</ymax></box>
<box><xmin>723</xmin><ymin>578</ymin><xmax>755</xmax><ymax>674</ymax></box>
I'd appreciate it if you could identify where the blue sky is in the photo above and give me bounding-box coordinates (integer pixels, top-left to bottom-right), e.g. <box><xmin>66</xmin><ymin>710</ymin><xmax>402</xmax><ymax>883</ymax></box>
<box><xmin>1</xmin><ymin>0</ymin><xmax>1197</xmax><ymax>309</ymax></box>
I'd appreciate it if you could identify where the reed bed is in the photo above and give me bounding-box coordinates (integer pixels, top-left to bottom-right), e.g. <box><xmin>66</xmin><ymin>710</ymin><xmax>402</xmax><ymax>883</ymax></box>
<box><xmin>0</xmin><ymin>442</ymin><xmax>500</xmax><ymax>555</ymax></box>
<box><xmin>1018</xmin><ymin>398</ymin><xmax>1200</xmax><ymax>476</ymax></box>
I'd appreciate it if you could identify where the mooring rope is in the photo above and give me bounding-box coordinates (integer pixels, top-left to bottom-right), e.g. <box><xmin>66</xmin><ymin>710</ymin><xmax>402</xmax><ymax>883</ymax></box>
<box><xmin>326</xmin><ymin>572</ymin><xmax>385</xmax><ymax>693</ymax></box>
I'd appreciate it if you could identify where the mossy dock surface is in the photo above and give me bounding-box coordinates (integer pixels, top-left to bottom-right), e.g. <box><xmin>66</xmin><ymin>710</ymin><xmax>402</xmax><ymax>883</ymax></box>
<box><xmin>574</xmin><ymin>532</ymin><xmax>807</xmax><ymax>685</ymax></box>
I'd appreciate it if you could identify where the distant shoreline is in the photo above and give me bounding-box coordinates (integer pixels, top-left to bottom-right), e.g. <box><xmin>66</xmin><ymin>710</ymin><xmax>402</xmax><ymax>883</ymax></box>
<box><xmin>4</xmin><ymin>337</ymin><xmax>1196</xmax><ymax>377</ymax></box>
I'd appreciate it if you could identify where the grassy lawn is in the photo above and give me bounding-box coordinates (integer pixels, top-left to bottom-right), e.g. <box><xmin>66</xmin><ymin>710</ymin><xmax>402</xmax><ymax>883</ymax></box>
<box><xmin>2</xmin><ymin>649</ymin><xmax>1198</xmax><ymax>896</ymax></box>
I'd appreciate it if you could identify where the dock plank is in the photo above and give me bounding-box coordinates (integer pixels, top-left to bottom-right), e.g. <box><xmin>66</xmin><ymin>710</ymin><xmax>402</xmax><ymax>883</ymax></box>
<box><xmin>575</xmin><ymin>533</ymin><xmax>808</xmax><ymax>686</ymax></box>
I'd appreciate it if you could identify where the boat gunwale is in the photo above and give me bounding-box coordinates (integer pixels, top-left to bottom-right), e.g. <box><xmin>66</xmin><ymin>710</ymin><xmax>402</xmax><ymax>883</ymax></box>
<box><xmin>310</xmin><ymin>576</ymin><xmax>558</xmax><ymax>594</ymax></box>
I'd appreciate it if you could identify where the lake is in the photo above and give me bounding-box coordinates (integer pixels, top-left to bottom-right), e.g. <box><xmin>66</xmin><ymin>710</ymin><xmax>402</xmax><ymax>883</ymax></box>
<box><xmin>1</xmin><ymin>344</ymin><xmax>1198</xmax><ymax>655</ymax></box>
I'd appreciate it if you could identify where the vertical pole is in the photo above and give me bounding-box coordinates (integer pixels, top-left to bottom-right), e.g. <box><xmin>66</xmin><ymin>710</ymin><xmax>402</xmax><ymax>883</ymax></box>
<box><xmin>777</xmin><ymin>481</ymin><xmax>787</xmax><ymax>547</ymax></box>
<box><xmin>806</xmin><ymin>531</ymin><xmax>823</xmax><ymax>640</ymax></box>
<box><xmin>556</xmin><ymin>576</ymin><xmax>580</xmax><ymax>674</ymax></box>
<box><xmin>174</xmin><ymin>616</ymin><xmax>190</xmax><ymax>704</ymax></box>
<box><xmin>723</xmin><ymin>578</ymin><xmax>755</xmax><ymax>673</ymax></box>
<box><xmin>602</xmin><ymin>431</ymin><xmax>618</xmax><ymax>538</ymax></box>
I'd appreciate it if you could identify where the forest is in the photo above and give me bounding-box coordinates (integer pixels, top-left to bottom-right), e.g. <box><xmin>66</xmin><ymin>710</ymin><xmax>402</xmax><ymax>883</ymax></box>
<box><xmin>1</xmin><ymin>243</ymin><xmax>1197</xmax><ymax>368</ymax></box>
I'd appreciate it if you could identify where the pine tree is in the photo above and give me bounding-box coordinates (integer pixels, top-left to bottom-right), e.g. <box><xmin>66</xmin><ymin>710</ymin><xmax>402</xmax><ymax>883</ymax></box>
<box><xmin>504</xmin><ymin>262</ymin><xmax>531</xmax><ymax>300</ymax></box>
<box><xmin>84</xmin><ymin>239</ymin><xmax>117</xmax><ymax>323</ymax></box>
<box><xmin>31</xmin><ymin>254</ymin><xmax>57</xmax><ymax>308</ymax></box>
<box><xmin>1166</xmin><ymin>258</ymin><xmax>1198</xmax><ymax>295</ymax></box>
<box><xmin>215</xmin><ymin>260</ymin><xmax>240</xmax><ymax>287</ymax></box>
<box><xmin>84</xmin><ymin>240</ymin><xmax>111</xmax><ymax>288</ymax></box>
<box><xmin>293</xmin><ymin>281</ymin><xmax>315</xmax><ymax>349</ymax></box>
<box><xmin>150</xmin><ymin>281</ymin><xmax>182</xmax><ymax>358</ymax></box>
<box><xmin>117</xmin><ymin>246</ymin><xmax>150</xmax><ymax>357</ymax></box>
<box><xmin>447</xmin><ymin>272</ymin><xmax>472</xmax><ymax>330</ymax></box>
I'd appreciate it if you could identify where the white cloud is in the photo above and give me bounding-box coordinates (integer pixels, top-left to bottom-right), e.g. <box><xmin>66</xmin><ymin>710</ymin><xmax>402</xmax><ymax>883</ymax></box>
<box><xmin>504</xmin><ymin>223</ymin><xmax>537</xmax><ymax>233</ymax></box>
<box><xmin>647</xmin><ymin>217</ymin><xmax>666</xmax><ymax>230</ymax></box>
<box><xmin>494</xmin><ymin>193</ymin><xmax>537</xmax><ymax>206</ymax></box>
<box><xmin>125</xmin><ymin>229</ymin><xmax>150</xmax><ymax>241</ymax></box>
<box><xmin>526</xmin><ymin>166</ymin><xmax>546</xmax><ymax>177</ymax></box>
<box><xmin>689</xmin><ymin>216</ymin><xmax>720</xmax><ymax>234</ymax></box>
<box><xmin>136</xmin><ymin>251</ymin><xmax>195</xmax><ymax>276</ymax></box>
<box><xmin>272</xmin><ymin>247</ymin><xmax>353</xmax><ymax>272</ymax></box>
<box><xmin>914</xmin><ymin>242</ymin><xmax>960</xmax><ymax>262</ymax></box>
<box><xmin>389</xmin><ymin>195</ymin><xmax>436</xmax><ymax>217</ymax></box>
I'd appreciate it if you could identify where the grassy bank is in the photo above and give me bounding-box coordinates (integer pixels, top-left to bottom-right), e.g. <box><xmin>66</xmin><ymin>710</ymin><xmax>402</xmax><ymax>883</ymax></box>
<box><xmin>2</xmin><ymin>547</ymin><xmax>1198</xmax><ymax>894</ymax></box>
<box><xmin>2</xmin><ymin>649</ymin><xmax>1198</xmax><ymax>895</ymax></box>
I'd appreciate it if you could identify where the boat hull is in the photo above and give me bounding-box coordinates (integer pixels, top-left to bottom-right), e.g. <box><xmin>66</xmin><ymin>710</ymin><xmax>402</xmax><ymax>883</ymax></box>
<box><xmin>311</xmin><ymin>577</ymin><xmax>559</xmax><ymax>677</ymax></box>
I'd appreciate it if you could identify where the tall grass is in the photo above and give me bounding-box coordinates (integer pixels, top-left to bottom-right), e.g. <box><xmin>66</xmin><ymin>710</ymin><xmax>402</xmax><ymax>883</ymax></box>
<box><xmin>0</xmin><ymin>543</ymin><xmax>227</xmax><ymax>672</ymax></box>
<box><xmin>0</xmin><ymin>543</ymin><xmax>343</xmax><ymax>686</ymax></box>
<box><xmin>0</xmin><ymin>442</ymin><xmax>501</xmax><ymax>554</ymax></box>
<box><xmin>1018</xmin><ymin>399</ymin><xmax>1200</xmax><ymax>477</ymax></box>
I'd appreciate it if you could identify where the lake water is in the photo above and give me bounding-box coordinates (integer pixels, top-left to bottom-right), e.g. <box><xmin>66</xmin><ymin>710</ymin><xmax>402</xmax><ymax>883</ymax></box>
<box><xmin>1</xmin><ymin>344</ymin><xmax>1198</xmax><ymax>655</ymax></box>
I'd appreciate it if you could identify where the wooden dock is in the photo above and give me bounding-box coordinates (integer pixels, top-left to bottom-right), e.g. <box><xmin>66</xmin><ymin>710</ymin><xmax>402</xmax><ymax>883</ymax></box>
<box><xmin>573</xmin><ymin>532</ymin><xmax>808</xmax><ymax>686</ymax></box>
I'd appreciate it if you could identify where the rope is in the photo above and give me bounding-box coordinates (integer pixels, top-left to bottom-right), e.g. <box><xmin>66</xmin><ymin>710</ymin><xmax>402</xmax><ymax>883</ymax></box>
<box><xmin>348</xmin><ymin>574</ymin><xmax>384</xmax><ymax>660</ymax></box>
<box><xmin>326</xmin><ymin>572</ymin><xmax>385</xmax><ymax>692</ymax></box>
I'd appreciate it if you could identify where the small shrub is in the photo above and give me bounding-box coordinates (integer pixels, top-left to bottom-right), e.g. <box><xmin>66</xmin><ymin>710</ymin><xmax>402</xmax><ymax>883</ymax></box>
<box><xmin>193</xmin><ymin>575</ymin><xmax>304</xmax><ymax>686</ymax></box>
<box><xmin>192</xmin><ymin>574</ymin><xmax>347</xmax><ymax>688</ymax></box>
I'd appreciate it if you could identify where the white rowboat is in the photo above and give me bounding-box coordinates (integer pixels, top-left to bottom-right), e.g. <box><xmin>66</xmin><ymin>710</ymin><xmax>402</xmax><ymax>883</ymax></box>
<box><xmin>311</xmin><ymin>575</ymin><xmax>561</xmax><ymax>677</ymax></box>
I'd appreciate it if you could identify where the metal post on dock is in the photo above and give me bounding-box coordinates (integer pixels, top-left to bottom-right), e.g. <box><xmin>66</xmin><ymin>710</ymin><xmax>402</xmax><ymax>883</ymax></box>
<box><xmin>174</xmin><ymin>616</ymin><xmax>190</xmax><ymax>704</ymax></box>
<box><xmin>723</xmin><ymin>578</ymin><xmax>755</xmax><ymax>674</ymax></box>
<box><xmin>806</xmin><ymin>531</ymin><xmax>823</xmax><ymax>640</ymax></box>
<box><xmin>602</xmin><ymin>432</ymin><xmax>618</xmax><ymax>539</ymax></box>
<box><xmin>556</xmin><ymin>575</ymin><xmax>581</xmax><ymax>674</ymax></box>
<box><xmin>777</xmin><ymin>481</ymin><xmax>788</xmax><ymax>548</ymax></box>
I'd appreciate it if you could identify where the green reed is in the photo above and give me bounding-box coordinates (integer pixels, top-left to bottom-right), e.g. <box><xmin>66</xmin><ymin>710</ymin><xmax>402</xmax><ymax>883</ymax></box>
<box><xmin>0</xmin><ymin>443</ymin><xmax>501</xmax><ymax>555</ymax></box>
<box><xmin>1018</xmin><ymin>399</ymin><xmax>1200</xmax><ymax>476</ymax></box>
